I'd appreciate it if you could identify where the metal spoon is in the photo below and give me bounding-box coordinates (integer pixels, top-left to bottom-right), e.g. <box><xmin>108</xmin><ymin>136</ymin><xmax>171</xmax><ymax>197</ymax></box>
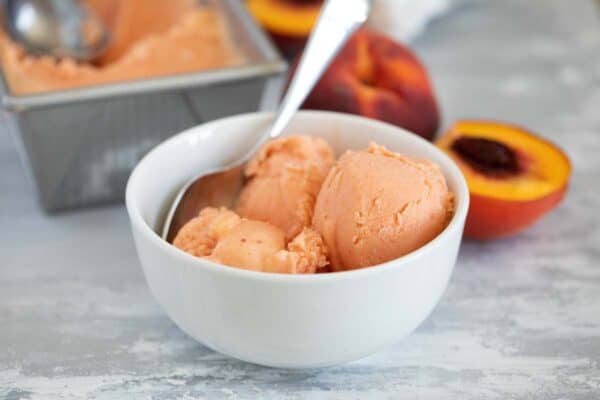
<box><xmin>162</xmin><ymin>0</ymin><xmax>372</xmax><ymax>242</ymax></box>
<box><xmin>3</xmin><ymin>0</ymin><xmax>110</xmax><ymax>61</ymax></box>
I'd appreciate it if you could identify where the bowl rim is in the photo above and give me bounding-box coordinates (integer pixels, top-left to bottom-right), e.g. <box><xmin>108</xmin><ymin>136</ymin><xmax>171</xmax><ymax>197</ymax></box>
<box><xmin>126</xmin><ymin>110</ymin><xmax>469</xmax><ymax>283</ymax></box>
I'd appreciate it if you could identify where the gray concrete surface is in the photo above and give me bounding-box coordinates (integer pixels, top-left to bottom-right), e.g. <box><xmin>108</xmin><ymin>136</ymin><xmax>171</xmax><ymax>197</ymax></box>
<box><xmin>1</xmin><ymin>0</ymin><xmax>599</xmax><ymax>398</ymax></box>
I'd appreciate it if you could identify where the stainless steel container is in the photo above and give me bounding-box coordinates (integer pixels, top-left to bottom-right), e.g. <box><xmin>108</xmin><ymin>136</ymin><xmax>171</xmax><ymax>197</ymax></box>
<box><xmin>0</xmin><ymin>0</ymin><xmax>286</xmax><ymax>212</ymax></box>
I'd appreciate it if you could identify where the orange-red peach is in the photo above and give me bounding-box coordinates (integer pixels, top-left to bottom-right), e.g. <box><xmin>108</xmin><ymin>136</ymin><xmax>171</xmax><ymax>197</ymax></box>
<box><xmin>293</xmin><ymin>29</ymin><xmax>440</xmax><ymax>141</ymax></box>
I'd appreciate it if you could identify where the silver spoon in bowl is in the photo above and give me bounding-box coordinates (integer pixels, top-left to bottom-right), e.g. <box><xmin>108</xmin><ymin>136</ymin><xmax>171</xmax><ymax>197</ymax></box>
<box><xmin>162</xmin><ymin>0</ymin><xmax>372</xmax><ymax>242</ymax></box>
<box><xmin>3</xmin><ymin>0</ymin><xmax>110</xmax><ymax>61</ymax></box>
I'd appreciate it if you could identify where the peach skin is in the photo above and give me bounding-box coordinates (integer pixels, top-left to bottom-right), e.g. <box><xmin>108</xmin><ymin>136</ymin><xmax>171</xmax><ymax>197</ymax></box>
<box><xmin>292</xmin><ymin>29</ymin><xmax>440</xmax><ymax>140</ymax></box>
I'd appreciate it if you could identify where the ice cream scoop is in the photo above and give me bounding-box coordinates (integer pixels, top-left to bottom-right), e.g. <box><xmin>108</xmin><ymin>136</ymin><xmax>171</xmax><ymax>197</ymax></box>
<box><xmin>312</xmin><ymin>142</ymin><xmax>454</xmax><ymax>271</ymax></box>
<box><xmin>3</xmin><ymin>0</ymin><xmax>110</xmax><ymax>61</ymax></box>
<box><xmin>236</xmin><ymin>135</ymin><xmax>334</xmax><ymax>240</ymax></box>
<box><xmin>173</xmin><ymin>207</ymin><xmax>328</xmax><ymax>274</ymax></box>
<box><xmin>162</xmin><ymin>0</ymin><xmax>372</xmax><ymax>242</ymax></box>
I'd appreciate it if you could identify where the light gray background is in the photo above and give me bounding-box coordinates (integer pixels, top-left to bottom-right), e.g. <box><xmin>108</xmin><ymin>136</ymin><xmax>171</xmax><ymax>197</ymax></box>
<box><xmin>2</xmin><ymin>0</ymin><xmax>599</xmax><ymax>398</ymax></box>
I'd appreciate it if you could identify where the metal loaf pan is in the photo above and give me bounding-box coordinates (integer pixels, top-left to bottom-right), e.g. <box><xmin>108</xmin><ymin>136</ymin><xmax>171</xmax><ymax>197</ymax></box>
<box><xmin>0</xmin><ymin>0</ymin><xmax>286</xmax><ymax>212</ymax></box>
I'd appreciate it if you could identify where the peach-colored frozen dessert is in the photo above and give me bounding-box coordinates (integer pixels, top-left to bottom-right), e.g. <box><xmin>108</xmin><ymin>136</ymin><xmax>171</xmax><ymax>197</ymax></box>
<box><xmin>0</xmin><ymin>0</ymin><xmax>243</xmax><ymax>95</ymax></box>
<box><xmin>236</xmin><ymin>136</ymin><xmax>335</xmax><ymax>240</ymax></box>
<box><xmin>173</xmin><ymin>136</ymin><xmax>453</xmax><ymax>274</ymax></box>
<box><xmin>312</xmin><ymin>142</ymin><xmax>454</xmax><ymax>271</ymax></box>
<box><xmin>173</xmin><ymin>207</ymin><xmax>328</xmax><ymax>274</ymax></box>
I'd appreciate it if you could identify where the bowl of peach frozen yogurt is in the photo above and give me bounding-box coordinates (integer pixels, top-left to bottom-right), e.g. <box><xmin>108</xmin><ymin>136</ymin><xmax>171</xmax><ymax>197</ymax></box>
<box><xmin>126</xmin><ymin>110</ymin><xmax>469</xmax><ymax>368</ymax></box>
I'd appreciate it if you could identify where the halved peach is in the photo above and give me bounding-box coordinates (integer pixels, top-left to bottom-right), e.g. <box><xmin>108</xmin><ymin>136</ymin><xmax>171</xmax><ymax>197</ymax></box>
<box><xmin>437</xmin><ymin>120</ymin><xmax>571</xmax><ymax>239</ymax></box>
<box><xmin>246</xmin><ymin>0</ymin><xmax>323</xmax><ymax>57</ymax></box>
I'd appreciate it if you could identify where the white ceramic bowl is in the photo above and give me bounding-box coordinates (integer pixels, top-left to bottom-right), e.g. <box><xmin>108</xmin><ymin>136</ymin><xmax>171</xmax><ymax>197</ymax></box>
<box><xmin>126</xmin><ymin>111</ymin><xmax>469</xmax><ymax>368</ymax></box>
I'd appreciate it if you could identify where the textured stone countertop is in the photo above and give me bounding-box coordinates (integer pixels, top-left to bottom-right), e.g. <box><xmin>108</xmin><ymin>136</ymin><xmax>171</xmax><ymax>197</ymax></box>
<box><xmin>2</xmin><ymin>0</ymin><xmax>600</xmax><ymax>398</ymax></box>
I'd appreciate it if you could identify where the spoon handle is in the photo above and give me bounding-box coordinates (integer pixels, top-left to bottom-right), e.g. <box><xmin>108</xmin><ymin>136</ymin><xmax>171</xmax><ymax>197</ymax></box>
<box><xmin>246</xmin><ymin>0</ymin><xmax>372</xmax><ymax>158</ymax></box>
<box><xmin>269</xmin><ymin>0</ymin><xmax>372</xmax><ymax>138</ymax></box>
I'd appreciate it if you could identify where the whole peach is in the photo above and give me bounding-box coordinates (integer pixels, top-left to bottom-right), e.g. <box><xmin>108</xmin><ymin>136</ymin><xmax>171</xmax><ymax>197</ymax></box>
<box><xmin>293</xmin><ymin>29</ymin><xmax>440</xmax><ymax>141</ymax></box>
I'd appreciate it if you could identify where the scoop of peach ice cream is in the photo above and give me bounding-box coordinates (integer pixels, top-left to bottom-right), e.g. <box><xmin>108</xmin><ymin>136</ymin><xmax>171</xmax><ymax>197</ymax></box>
<box><xmin>312</xmin><ymin>142</ymin><xmax>454</xmax><ymax>271</ymax></box>
<box><xmin>86</xmin><ymin>0</ymin><xmax>199</xmax><ymax>64</ymax></box>
<box><xmin>173</xmin><ymin>207</ymin><xmax>328</xmax><ymax>274</ymax></box>
<box><xmin>172</xmin><ymin>207</ymin><xmax>241</xmax><ymax>258</ymax></box>
<box><xmin>236</xmin><ymin>136</ymin><xmax>335</xmax><ymax>241</ymax></box>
